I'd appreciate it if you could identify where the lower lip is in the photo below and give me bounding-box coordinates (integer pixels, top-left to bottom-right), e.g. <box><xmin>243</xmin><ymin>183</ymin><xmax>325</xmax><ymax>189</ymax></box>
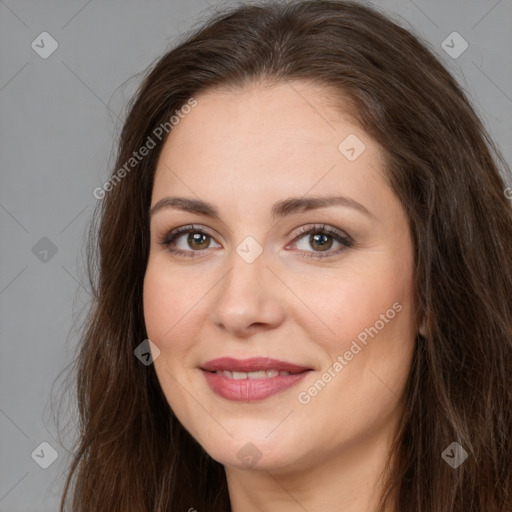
<box><xmin>202</xmin><ymin>370</ymin><xmax>311</xmax><ymax>402</ymax></box>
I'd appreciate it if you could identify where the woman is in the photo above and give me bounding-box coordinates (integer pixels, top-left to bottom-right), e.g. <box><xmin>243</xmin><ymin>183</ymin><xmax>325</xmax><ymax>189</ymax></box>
<box><xmin>59</xmin><ymin>1</ymin><xmax>512</xmax><ymax>510</ymax></box>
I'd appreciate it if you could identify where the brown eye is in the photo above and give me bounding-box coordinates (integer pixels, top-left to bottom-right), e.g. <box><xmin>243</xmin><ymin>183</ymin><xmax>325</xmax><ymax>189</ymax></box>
<box><xmin>159</xmin><ymin>225</ymin><xmax>221</xmax><ymax>257</ymax></box>
<box><xmin>308</xmin><ymin>233</ymin><xmax>334</xmax><ymax>251</ymax></box>
<box><xmin>289</xmin><ymin>224</ymin><xmax>353</xmax><ymax>259</ymax></box>
<box><xmin>186</xmin><ymin>232</ymin><xmax>210</xmax><ymax>250</ymax></box>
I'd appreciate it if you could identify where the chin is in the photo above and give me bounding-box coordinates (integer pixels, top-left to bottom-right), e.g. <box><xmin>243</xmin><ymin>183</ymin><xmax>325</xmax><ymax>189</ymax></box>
<box><xmin>195</xmin><ymin>428</ymin><xmax>310</xmax><ymax>472</ymax></box>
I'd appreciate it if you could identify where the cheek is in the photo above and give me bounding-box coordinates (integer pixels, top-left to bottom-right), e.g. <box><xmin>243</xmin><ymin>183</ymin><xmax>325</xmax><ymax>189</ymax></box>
<box><xmin>295</xmin><ymin>259</ymin><xmax>413</xmax><ymax>359</ymax></box>
<box><xmin>142</xmin><ymin>261</ymin><xmax>199</xmax><ymax>350</ymax></box>
<box><xmin>294</xmin><ymin>263</ymin><xmax>415</xmax><ymax>441</ymax></box>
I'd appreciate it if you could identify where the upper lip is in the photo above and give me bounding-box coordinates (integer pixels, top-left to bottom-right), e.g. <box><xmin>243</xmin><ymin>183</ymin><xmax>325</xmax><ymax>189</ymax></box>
<box><xmin>201</xmin><ymin>357</ymin><xmax>311</xmax><ymax>373</ymax></box>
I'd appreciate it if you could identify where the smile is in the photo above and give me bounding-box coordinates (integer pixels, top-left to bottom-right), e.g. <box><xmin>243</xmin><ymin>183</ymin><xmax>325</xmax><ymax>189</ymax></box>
<box><xmin>212</xmin><ymin>369</ymin><xmax>294</xmax><ymax>379</ymax></box>
<box><xmin>200</xmin><ymin>357</ymin><xmax>312</xmax><ymax>401</ymax></box>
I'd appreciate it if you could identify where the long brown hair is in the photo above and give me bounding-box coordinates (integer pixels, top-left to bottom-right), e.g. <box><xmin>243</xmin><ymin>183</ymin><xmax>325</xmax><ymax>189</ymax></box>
<box><xmin>57</xmin><ymin>1</ymin><xmax>512</xmax><ymax>510</ymax></box>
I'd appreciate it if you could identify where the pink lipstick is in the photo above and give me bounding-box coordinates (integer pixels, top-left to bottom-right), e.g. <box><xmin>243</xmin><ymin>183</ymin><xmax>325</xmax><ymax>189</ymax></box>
<box><xmin>200</xmin><ymin>357</ymin><xmax>312</xmax><ymax>402</ymax></box>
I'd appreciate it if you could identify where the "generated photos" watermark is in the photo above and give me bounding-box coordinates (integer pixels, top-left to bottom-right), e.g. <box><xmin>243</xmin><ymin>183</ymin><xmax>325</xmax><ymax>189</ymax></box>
<box><xmin>297</xmin><ymin>301</ymin><xmax>403</xmax><ymax>405</ymax></box>
<box><xmin>93</xmin><ymin>97</ymin><xmax>198</xmax><ymax>200</ymax></box>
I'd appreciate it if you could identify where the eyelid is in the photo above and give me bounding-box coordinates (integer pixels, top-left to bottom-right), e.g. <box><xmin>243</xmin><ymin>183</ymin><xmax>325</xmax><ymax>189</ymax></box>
<box><xmin>159</xmin><ymin>224</ymin><xmax>220</xmax><ymax>251</ymax></box>
<box><xmin>288</xmin><ymin>223</ymin><xmax>351</xmax><ymax>244</ymax></box>
<box><xmin>159</xmin><ymin>223</ymin><xmax>353</xmax><ymax>258</ymax></box>
<box><xmin>285</xmin><ymin>224</ymin><xmax>353</xmax><ymax>258</ymax></box>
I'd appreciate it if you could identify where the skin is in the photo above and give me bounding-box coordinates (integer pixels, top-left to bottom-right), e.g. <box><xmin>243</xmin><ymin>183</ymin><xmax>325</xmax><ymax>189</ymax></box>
<box><xmin>143</xmin><ymin>80</ymin><xmax>419</xmax><ymax>512</ymax></box>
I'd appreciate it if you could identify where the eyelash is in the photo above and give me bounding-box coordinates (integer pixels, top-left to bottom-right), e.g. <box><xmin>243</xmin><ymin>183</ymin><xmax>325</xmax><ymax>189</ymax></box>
<box><xmin>158</xmin><ymin>223</ymin><xmax>353</xmax><ymax>260</ymax></box>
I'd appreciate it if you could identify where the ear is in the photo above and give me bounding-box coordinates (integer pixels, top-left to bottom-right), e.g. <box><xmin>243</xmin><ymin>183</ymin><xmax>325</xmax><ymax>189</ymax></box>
<box><xmin>419</xmin><ymin>317</ymin><xmax>426</xmax><ymax>337</ymax></box>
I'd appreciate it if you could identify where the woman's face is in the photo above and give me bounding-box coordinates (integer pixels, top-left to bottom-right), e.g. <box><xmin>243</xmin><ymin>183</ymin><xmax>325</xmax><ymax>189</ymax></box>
<box><xmin>143</xmin><ymin>81</ymin><xmax>417</xmax><ymax>472</ymax></box>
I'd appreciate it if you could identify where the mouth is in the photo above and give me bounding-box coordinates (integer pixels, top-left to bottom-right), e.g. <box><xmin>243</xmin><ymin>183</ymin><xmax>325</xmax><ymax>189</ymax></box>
<box><xmin>200</xmin><ymin>357</ymin><xmax>313</xmax><ymax>401</ymax></box>
<box><xmin>200</xmin><ymin>356</ymin><xmax>312</xmax><ymax>375</ymax></box>
<box><xmin>206</xmin><ymin>369</ymin><xmax>300</xmax><ymax>379</ymax></box>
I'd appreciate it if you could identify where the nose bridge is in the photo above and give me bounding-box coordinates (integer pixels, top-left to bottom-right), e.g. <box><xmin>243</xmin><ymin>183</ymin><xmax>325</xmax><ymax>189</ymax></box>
<box><xmin>210</xmin><ymin>242</ymin><xmax>285</xmax><ymax>334</ymax></box>
<box><xmin>218</xmin><ymin>244</ymin><xmax>269</xmax><ymax>309</ymax></box>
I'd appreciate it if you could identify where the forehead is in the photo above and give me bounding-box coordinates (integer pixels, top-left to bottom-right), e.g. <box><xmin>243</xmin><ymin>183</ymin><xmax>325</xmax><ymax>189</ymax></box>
<box><xmin>152</xmin><ymin>81</ymin><xmax>388</xmax><ymax>214</ymax></box>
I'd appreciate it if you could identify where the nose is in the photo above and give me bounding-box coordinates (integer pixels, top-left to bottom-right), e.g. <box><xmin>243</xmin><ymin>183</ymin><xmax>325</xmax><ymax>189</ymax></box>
<box><xmin>209</xmin><ymin>248</ymin><xmax>286</xmax><ymax>338</ymax></box>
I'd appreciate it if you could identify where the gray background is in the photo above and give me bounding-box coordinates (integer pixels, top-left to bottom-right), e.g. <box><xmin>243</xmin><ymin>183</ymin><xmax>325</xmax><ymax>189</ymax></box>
<box><xmin>1</xmin><ymin>0</ymin><xmax>510</xmax><ymax>510</ymax></box>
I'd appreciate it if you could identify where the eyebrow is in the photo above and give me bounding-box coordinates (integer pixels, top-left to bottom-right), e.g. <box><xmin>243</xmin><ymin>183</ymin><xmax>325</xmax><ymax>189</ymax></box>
<box><xmin>150</xmin><ymin>195</ymin><xmax>372</xmax><ymax>220</ymax></box>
